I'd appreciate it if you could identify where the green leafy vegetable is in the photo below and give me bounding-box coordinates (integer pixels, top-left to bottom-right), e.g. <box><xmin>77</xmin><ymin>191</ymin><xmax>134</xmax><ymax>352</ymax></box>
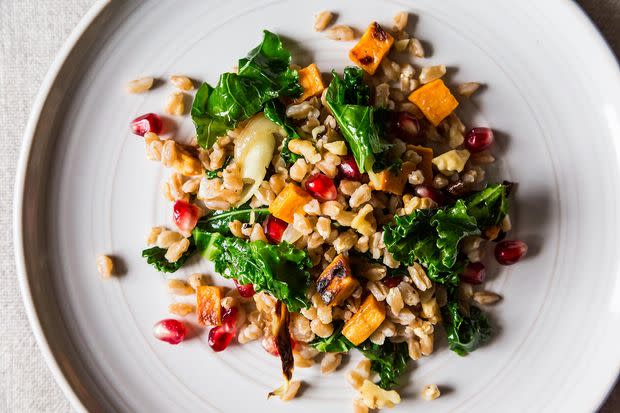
<box><xmin>193</xmin><ymin>229</ymin><xmax>311</xmax><ymax>311</ymax></box>
<box><xmin>263</xmin><ymin>100</ymin><xmax>300</xmax><ymax>165</ymax></box>
<box><xmin>191</xmin><ymin>30</ymin><xmax>301</xmax><ymax>148</ymax></box>
<box><xmin>196</xmin><ymin>204</ymin><xmax>269</xmax><ymax>235</ymax></box>
<box><xmin>358</xmin><ymin>341</ymin><xmax>409</xmax><ymax>390</ymax></box>
<box><xmin>142</xmin><ymin>238</ymin><xmax>196</xmax><ymax>273</ymax></box>
<box><xmin>325</xmin><ymin>67</ymin><xmax>391</xmax><ymax>174</ymax></box>
<box><xmin>312</xmin><ymin>325</ymin><xmax>408</xmax><ymax>390</ymax></box>
<box><xmin>383</xmin><ymin>183</ymin><xmax>510</xmax><ymax>285</ymax></box>
<box><xmin>443</xmin><ymin>300</ymin><xmax>492</xmax><ymax>356</ymax></box>
<box><xmin>311</xmin><ymin>324</ymin><xmax>355</xmax><ymax>353</ymax></box>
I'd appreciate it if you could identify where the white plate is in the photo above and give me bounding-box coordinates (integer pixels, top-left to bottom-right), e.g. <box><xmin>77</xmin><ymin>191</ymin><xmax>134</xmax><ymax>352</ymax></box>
<box><xmin>14</xmin><ymin>0</ymin><xmax>620</xmax><ymax>412</ymax></box>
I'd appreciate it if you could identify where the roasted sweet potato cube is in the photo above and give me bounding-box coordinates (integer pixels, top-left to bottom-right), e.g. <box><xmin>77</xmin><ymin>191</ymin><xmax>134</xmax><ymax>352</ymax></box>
<box><xmin>269</xmin><ymin>183</ymin><xmax>313</xmax><ymax>224</ymax></box>
<box><xmin>342</xmin><ymin>294</ymin><xmax>386</xmax><ymax>346</ymax></box>
<box><xmin>295</xmin><ymin>63</ymin><xmax>325</xmax><ymax>103</ymax></box>
<box><xmin>196</xmin><ymin>286</ymin><xmax>222</xmax><ymax>326</ymax></box>
<box><xmin>369</xmin><ymin>161</ymin><xmax>416</xmax><ymax>195</ymax></box>
<box><xmin>411</xmin><ymin>145</ymin><xmax>434</xmax><ymax>185</ymax></box>
<box><xmin>349</xmin><ymin>22</ymin><xmax>394</xmax><ymax>75</ymax></box>
<box><xmin>408</xmin><ymin>79</ymin><xmax>459</xmax><ymax>126</ymax></box>
<box><xmin>316</xmin><ymin>254</ymin><xmax>359</xmax><ymax>307</ymax></box>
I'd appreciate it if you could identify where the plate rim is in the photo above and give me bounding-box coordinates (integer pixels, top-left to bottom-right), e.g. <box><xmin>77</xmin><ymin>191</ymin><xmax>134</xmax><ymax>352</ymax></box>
<box><xmin>12</xmin><ymin>1</ymin><xmax>620</xmax><ymax>412</ymax></box>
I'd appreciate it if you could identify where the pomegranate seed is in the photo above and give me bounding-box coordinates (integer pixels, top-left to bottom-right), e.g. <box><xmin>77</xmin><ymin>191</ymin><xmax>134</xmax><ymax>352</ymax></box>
<box><xmin>465</xmin><ymin>127</ymin><xmax>494</xmax><ymax>152</ymax></box>
<box><xmin>305</xmin><ymin>173</ymin><xmax>337</xmax><ymax>201</ymax></box>
<box><xmin>208</xmin><ymin>326</ymin><xmax>234</xmax><ymax>352</ymax></box>
<box><xmin>495</xmin><ymin>240</ymin><xmax>528</xmax><ymax>265</ymax></box>
<box><xmin>413</xmin><ymin>185</ymin><xmax>446</xmax><ymax>205</ymax></box>
<box><xmin>130</xmin><ymin>113</ymin><xmax>162</xmax><ymax>136</ymax></box>
<box><xmin>461</xmin><ymin>262</ymin><xmax>486</xmax><ymax>284</ymax></box>
<box><xmin>395</xmin><ymin>112</ymin><xmax>421</xmax><ymax>142</ymax></box>
<box><xmin>221</xmin><ymin>307</ymin><xmax>238</xmax><ymax>332</ymax></box>
<box><xmin>263</xmin><ymin>215</ymin><xmax>288</xmax><ymax>244</ymax></box>
<box><xmin>153</xmin><ymin>319</ymin><xmax>186</xmax><ymax>345</ymax></box>
<box><xmin>173</xmin><ymin>200</ymin><xmax>199</xmax><ymax>233</ymax></box>
<box><xmin>233</xmin><ymin>279</ymin><xmax>255</xmax><ymax>298</ymax></box>
<box><xmin>338</xmin><ymin>155</ymin><xmax>363</xmax><ymax>181</ymax></box>
<box><xmin>382</xmin><ymin>276</ymin><xmax>403</xmax><ymax>288</ymax></box>
<box><xmin>262</xmin><ymin>336</ymin><xmax>279</xmax><ymax>356</ymax></box>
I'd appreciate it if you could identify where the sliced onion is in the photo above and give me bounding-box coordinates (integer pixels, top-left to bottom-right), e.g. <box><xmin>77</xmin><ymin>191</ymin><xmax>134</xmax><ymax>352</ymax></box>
<box><xmin>233</xmin><ymin>114</ymin><xmax>280</xmax><ymax>206</ymax></box>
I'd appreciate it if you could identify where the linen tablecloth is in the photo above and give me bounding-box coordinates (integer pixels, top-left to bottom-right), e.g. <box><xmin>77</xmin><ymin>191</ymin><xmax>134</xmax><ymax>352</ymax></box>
<box><xmin>1</xmin><ymin>1</ymin><xmax>618</xmax><ymax>411</ymax></box>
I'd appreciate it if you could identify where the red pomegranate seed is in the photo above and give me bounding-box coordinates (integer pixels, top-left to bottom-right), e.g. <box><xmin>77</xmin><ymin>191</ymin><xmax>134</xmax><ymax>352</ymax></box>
<box><xmin>413</xmin><ymin>185</ymin><xmax>446</xmax><ymax>205</ymax></box>
<box><xmin>262</xmin><ymin>336</ymin><xmax>279</xmax><ymax>356</ymax></box>
<box><xmin>208</xmin><ymin>326</ymin><xmax>234</xmax><ymax>352</ymax></box>
<box><xmin>461</xmin><ymin>262</ymin><xmax>486</xmax><ymax>284</ymax></box>
<box><xmin>338</xmin><ymin>155</ymin><xmax>363</xmax><ymax>181</ymax></box>
<box><xmin>395</xmin><ymin>112</ymin><xmax>420</xmax><ymax>141</ymax></box>
<box><xmin>383</xmin><ymin>276</ymin><xmax>403</xmax><ymax>288</ymax></box>
<box><xmin>130</xmin><ymin>113</ymin><xmax>162</xmax><ymax>136</ymax></box>
<box><xmin>305</xmin><ymin>173</ymin><xmax>337</xmax><ymax>201</ymax></box>
<box><xmin>153</xmin><ymin>319</ymin><xmax>186</xmax><ymax>345</ymax></box>
<box><xmin>173</xmin><ymin>200</ymin><xmax>199</xmax><ymax>233</ymax></box>
<box><xmin>233</xmin><ymin>279</ymin><xmax>255</xmax><ymax>298</ymax></box>
<box><xmin>465</xmin><ymin>127</ymin><xmax>494</xmax><ymax>152</ymax></box>
<box><xmin>495</xmin><ymin>240</ymin><xmax>528</xmax><ymax>265</ymax></box>
<box><xmin>221</xmin><ymin>307</ymin><xmax>238</xmax><ymax>332</ymax></box>
<box><xmin>263</xmin><ymin>215</ymin><xmax>288</xmax><ymax>244</ymax></box>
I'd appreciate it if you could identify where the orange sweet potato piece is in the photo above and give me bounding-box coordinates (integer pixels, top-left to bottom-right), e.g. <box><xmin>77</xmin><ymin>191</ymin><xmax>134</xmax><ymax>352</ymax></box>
<box><xmin>316</xmin><ymin>254</ymin><xmax>359</xmax><ymax>307</ymax></box>
<box><xmin>295</xmin><ymin>64</ymin><xmax>325</xmax><ymax>103</ymax></box>
<box><xmin>342</xmin><ymin>294</ymin><xmax>386</xmax><ymax>346</ymax></box>
<box><xmin>349</xmin><ymin>22</ymin><xmax>394</xmax><ymax>75</ymax></box>
<box><xmin>269</xmin><ymin>183</ymin><xmax>313</xmax><ymax>224</ymax></box>
<box><xmin>411</xmin><ymin>146</ymin><xmax>434</xmax><ymax>185</ymax></box>
<box><xmin>196</xmin><ymin>286</ymin><xmax>222</xmax><ymax>326</ymax></box>
<box><xmin>369</xmin><ymin>161</ymin><xmax>416</xmax><ymax>195</ymax></box>
<box><xmin>408</xmin><ymin>79</ymin><xmax>459</xmax><ymax>126</ymax></box>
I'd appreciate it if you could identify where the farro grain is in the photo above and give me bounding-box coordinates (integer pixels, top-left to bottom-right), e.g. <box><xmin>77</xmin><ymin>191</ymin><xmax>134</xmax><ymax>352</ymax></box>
<box><xmin>166</xmin><ymin>279</ymin><xmax>194</xmax><ymax>295</ymax></box>
<box><xmin>408</xmin><ymin>170</ymin><xmax>425</xmax><ymax>186</ymax></box>
<box><xmin>355</xmin><ymin>235</ymin><xmax>370</xmax><ymax>253</ymax></box>
<box><xmin>349</xmin><ymin>184</ymin><xmax>371</xmax><ymax>208</ymax></box>
<box><xmin>292</xmin><ymin>313</ymin><xmax>316</xmax><ymax>342</ymax></box>
<box><xmin>297</xmin><ymin>343</ymin><xmax>320</xmax><ymax>360</ymax></box>
<box><xmin>353</xmin><ymin>398</ymin><xmax>369</xmax><ymax>413</ymax></box>
<box><xmin>457</xmin><ymin>82</ymin><xmax>480</xmax><ymax>97</ymax></box>
<box><xmin>300</xmin><ymin>306</ymin><xmax>318</xmax><ymax>320</ymax></box>
<box><xmin>421</xmin><ymin>298</ymin><xmax>441</xmax><ymax>324</ymax></box>
<box><xmin>407</xmin><ymin>337</ymin><xmax>422</xmax><ymax>360</ymax></box>
<box><xmin>421</xmin><ymin>384</ymin><xmax>441</xmax><ymax>401</ymax></box>
<box><xmin>161</xmin><ymin>140</ymin><xmax>178</xmax><ymax>167</ymax></box>
<box><xmin>473</xmin><ymin>291</ymin><xmax>502</xmax><ymax>305</ymax></box>
<box><xmin>375</xmin><ymin>83</ymin><xmax>390</xmax><ymax>108</ymax></box>
<box><xmin>321</xmin><ymin>200</ymin><xmax>344</xmax><ymax>218</ymax></box>
<box><xmin>146</xmin><ymin>140</ymin><xmax>163</xmax><ymax>161</ymax></box>
<box><xmin>433</xmin><ymin>174</ymin><xmax>449</xmax><ymax>189</ymax></box>
<box><xmin>310</xmin><ymin>319</ymin><xmax>334</xmax><ymax>338</ymax></box>
<box><xmin>325</xmin><ymin>25</ymin><xmax>355</xmax><ymax>41</ymax></box>
<box><xmin>367</xmin><ymin>280</ymin><xmax>389</xmax><ymax>301</ymax></box>
<box><xmin>408</xmin><ymin>262</ymin><xmax>432</xmax><ymax>291</ymax></box>
<box><xmin>323</xmin><ymin>141</ymin><xmax>347</xmax><ymax>156</ymax></box>
<box><xmin>317</xmin><ymin>152</ymin><xmax>341</xmax><ymax>178</ymax></box>
<box><xmin>409</xmin><ymin>38</ymin><xmax>425</xmax><ymax>58</ymax></box>
<box><xmin>204</xmin><ymin>199</ymin><xmax>231</xmax><ymax>210</ymax></box>
<box><xmin>187</xmin><ymin>273</ymin><xmax>208</xmax><ymax>290</ymax></box>
<box><xmin>359</xmin><ymin>380</ymin><xmax>401</xmax><ymax>409</ymax></box>
<box><xmin>125</xmin><ymin>76</ymin><xmax>154</xmax><ymax>93</ymax></box>
<box><xmin>238</xmin><ymin>323</ymin><xmax>262</xmax><ymax>344</ymax></box>
<box><xmin>419</xmin><ymin>65</ymin><xmax>446</xmax><ymax>84</ymax></box>
<box><xmin>315</xmin><ymin>216</ymin><xmax>332</xmax><ymax>239</ymax></box>
<box><xmin>386</xmin><ymin>287</ymin><xmax>405</xmax><ymax>315</ymax></box>
<box><xmin>383</xmin><ymin>251</ymin><xmax>400</xmax><ymax>269</ymax></box>
<box><xmin>393</xmin><ymin>11</ymin><xmax>408</xmax><ymax>31</ymax></box>
<box><xmin>419</xmin><ymin>333</ymin><xmax>434</xmax><ymax>355</ymax></box>
<box><xmin>471</xmin><ymin>150</ymin><xmax>496</xmax><ymax>165</ymax></box>
<box><xmin>181</xmin><ymin>177</ymin><xmax>201</xmax><ymax>194</ymax></box>
<box><xmin>96</xmin><ymin>255</ymin><xmax>114</xmax><ymax>278</ymax></box>
<box><xmin>289</xmin><ymin>158</ymin><xmax>310</xmax><ymax>182</ymax></box>
<box><xmin>320</xmin><ymin>353</ymin><xmax>342</xmax><ymax>375</ymax></box>
<box><xmin>249</xmin><ymin>224</ymin><xmax>268</xmax><ymax>242</ymax></box>
<box><xmin>168</xmin><ymin>302</ymin><xmax>194</xmax><ymax>316</ymax></box>
<box><xmin>147</xmin><ymin>226</ymin><xmax>164</xmax><ymax>245</ymax></box>
<box><xmin>293</xmin><ymin>213</ymin><xmax>314</xmax><ymax>236</ymax></box>
<box><xmin>165</xmin><ymin>91</ymin><xmax>185</xmax><ymax>116</ymax></box>
<box><xmin>156</xmin><ymin>230</ymin><xmax>183</xmax><ymax>248</ymax></box>
<box><xmin>394</xmin><ymin>38</ymin><xmax>410</xmax><ymax>52</ymax></box>
<box><xmin>169</xmin><ymin>75</ymin><xmax>194</xmax><ymax>91</ymax></box>
<box><xmin>294</xmin><ymin>355</ymin><xmax>314</xmax><ymax>368</ymax></box>
<box><xmin>314</xmin><ymin>10</ymin><xmax>333</xmax><ymax>31</ymax></box>
<box><xmin>333</xmin><ymin>230</ymin><xmax>358</xmax><ymax>253</ymax></box>
<box><xmin>317</xmin><ymin>305</ymin><xmax>333</xmax><ymax>324</ymax></box>
<box><xmin>165</xmin><ymin>238</ymin><xmax>190</xmax><ymax>262</ymax></box>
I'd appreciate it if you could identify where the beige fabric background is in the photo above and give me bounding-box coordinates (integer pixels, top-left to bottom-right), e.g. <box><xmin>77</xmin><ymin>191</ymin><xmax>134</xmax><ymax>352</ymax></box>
<box><xmin>0</xmin><ymin>1</ymin><xmax>617</xmax><ymax>412</ymax></box>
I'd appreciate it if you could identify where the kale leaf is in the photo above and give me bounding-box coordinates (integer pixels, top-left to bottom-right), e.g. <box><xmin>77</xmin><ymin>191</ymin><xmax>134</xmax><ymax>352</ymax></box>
<box><xmin>383</xmin><ymin>183</ymin><xmax>510</xmax><ymax>285</ymax></box>
<box><xmin>142</xmin><ymin>238</ymin><xmax>196</xmax><ymax>273</ymax></box>
<box><xmin>193</xmin><ymin>229</ymin><xmax>311</xmax><ymax>312</ymax></box>
<box><xmin>196</xmin><ymin>203</ymin><xmax>269</xmax><ymax>235</ymax></box>
<box><xmin>311</xmin><ymin>324</ymin><xmax>355</xmax><ymax>353</ymax></box>
<box><xmin>358</xmin><ymin>341</ymin><xmax>410</xmax><ymax>390</ymax></box>
<box><xmin>263</xmin><ymin>100</ymin><xmax>301</xmax><ymax>165</ymax></box>
<box><xmin>191</xmin><ymin>31</ymin><xmax>301</xmax><ymax>148</ymax></box>
<box><xmin>325</xmin><ymin>67</ymin><xmax>391</xmax><ymax>174</ymax></box>
<box><xmin>443</xmin><ymin>300</ymin><xmax>492</xmax><ymax>356</ymax></box>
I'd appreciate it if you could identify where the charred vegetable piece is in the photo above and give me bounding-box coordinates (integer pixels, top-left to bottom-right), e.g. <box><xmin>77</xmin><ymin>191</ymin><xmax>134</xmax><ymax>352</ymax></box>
<box><xmin>295</xmin><ymin>63</ymin><xmax>325</xmax><ymax>103</ymax></box>
<box><xmin>408</xmin><ymin>79</ymin><xmax>459</xmax><ymax>126</ymax></box>
<box><xmin>369</xmin><ymin>161</ymin><xmax>416</xmax><ymax>195</ymax></box>
<box><xmin>272</xmin><ymin>301</ymin><xmax>294</xmax><ymax>381</ymax></box>
<box><xmin>411</xmin><ymin>145</ymin><xmax>434</xmax><ymax>185</ymax></box>
<box><xmin>342</xmin><ymin>294</ymin><xmax>386</xmax><ymax>346</ymax></box>
<box><xmin>349</xmin><ymin>22</ymin><xmax>395</xmax><ymax>75</ymax></box>
<box><xmin>316</xmin><ymin>254</ymin><xmax>360</xmax><ymax>307</ymax></box>
<box><xmin>269</xmin><ymin>183</ymin><xmax>313</xmax><ymax>224</ymax></box>
<box><xmin>196</xmin><ymin>286</ymin><xmax>222</xmax><ymax>326</ymax></box>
